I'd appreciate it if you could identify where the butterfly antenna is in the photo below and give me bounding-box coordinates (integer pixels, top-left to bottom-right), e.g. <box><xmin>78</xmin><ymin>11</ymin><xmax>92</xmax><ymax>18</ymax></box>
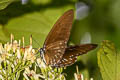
<box><xmin>30</xmin><ymin>35</ymin><xmax>40</xmax><ymax>50</ymax></box>
<box><xmin>30</xmin><ymin>35</ymin><xmax>41</xmax><ymax>57</ymax></box>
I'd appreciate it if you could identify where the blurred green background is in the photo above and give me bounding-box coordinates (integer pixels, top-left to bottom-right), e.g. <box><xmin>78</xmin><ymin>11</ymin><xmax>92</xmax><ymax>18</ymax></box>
<box><xmin>0</xmin><ymin>0</ymin><xmax>120</xmax><ymax>79</ymax></box>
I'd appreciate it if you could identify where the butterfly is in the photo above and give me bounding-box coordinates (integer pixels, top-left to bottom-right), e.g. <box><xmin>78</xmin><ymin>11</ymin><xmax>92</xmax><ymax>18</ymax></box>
<box><xmin>39</xmin><ymin>9</ymin><xmax>97</xmax><ymax>67</ymax></box>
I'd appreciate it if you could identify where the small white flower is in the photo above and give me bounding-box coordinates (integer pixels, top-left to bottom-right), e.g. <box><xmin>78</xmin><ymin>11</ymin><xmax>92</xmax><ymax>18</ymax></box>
<box><xmin>0</xmin><ymin>75</ymin><xmax>4</xmax><ymax>80</ymax></box>
<box><xmin>0</xmin><ymin>51</ymin><xmax>8</xmax><ymax>61</ymax></box>
<box><xmin>12</xmin><ymin>40</ymin><xmax>19</xmax><ymax>53</ymax></box>
<box><xmin>23</xmin><ymin>73</ymin><xmax>29</xmax><ymax>80</ymax></box>
<box><xmin>37</xmin><ymin>58</ymin><xmax>46</xmax><ymax>68</ymax></box>
<box><xmin>24</xmin><ymin>67</ymin><xmax>44</xmax><ymax>80</ymax></box>
<box><xmin>11</xmin><ymin>64</ymin><xmax>15</xmax><ymax>69</ymax></box>
<box><xmin>5</xmin><ymin>42</ymin><xmax>12</xmax><ymax>52</ymax></box>
<box><xmin>2</xmin><ymin>69</ymin><xmax>6</xmax><ymax>74</ymax></box>
<box><xmin>24</xmin><ymin>50</ymin><xmax>28</xmax><ymax>60</ymax></box>
<box><xmin>74</xmin><ymin>73</ymin><xmax>78</xmax><ymax>80</ymax></box>
<box><xmin>80</xmin><ymin>74</ymin><xmax>84</xmax><ymax>80</ymax></box>
<box><xmin>74</xmin><ymin>73</ymin><xmax>84</xmax><ymax>80</ymax></box>
<box><xmin>0</xmin><ymin>43</ymin><xmax>3</xmax><ymax>53</ymax></box>
<box><xmin>14</xmin><ymin>60</ymin><xmax>17</xmax><ymax>66</ymax></box>
<box><xmin>17</xmin><ymin>49</ymin><xmax>21</xmax><ymax>59</ymax></box>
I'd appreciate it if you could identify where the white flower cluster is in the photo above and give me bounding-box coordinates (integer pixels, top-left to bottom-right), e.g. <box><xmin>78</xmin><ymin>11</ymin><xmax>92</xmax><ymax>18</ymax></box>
<box><xmin>0</xmin><ymin>34</ymin><xmax>66</xmax><ymax>80</ymax></box>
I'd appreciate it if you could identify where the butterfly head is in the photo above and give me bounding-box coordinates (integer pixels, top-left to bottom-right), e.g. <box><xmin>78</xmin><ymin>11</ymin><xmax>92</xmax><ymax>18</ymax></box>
<box><xmin>39</xmin><ymin>48</ymin><xmax>46</xmax><ymax>64</ymax></box>
<box><xmin>39</xmin><ymin>48</ymin><xmax>44</xmax><ymax>57</ymax></box>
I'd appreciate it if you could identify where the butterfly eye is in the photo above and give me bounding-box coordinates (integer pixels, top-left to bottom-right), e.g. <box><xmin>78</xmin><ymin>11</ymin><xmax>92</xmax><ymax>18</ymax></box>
<box><xmin>39</xmin><ymin>48</ymin><xmax>44</xmax><ymax>54</ymax></box>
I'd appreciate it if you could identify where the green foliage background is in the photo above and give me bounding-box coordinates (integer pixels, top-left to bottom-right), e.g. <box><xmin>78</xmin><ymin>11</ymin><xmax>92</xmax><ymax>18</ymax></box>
<box><xmin>97</xmin><ymin>40</ymin><xmax>120</xmax><ymax>80</ymax></box>
<box><xmin>0</xmin><ymin>0</ymin><xmax>120</xmax><ymax>80</ymax></box>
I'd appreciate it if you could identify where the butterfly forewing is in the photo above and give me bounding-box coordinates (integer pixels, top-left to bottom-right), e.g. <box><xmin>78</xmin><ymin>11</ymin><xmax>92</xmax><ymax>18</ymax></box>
<box><xmin>54</xmin><ymin>44</ymin><xmax>97</xmax><ymax>67</ymax></box>
<box><xmin>43</xmin><ymin>10</ymin><xmax>74</xmax><ymax>65</ymax></box>
<box><xmin>44</xmin><ymin>9</ymin><xmax>74</xmax><ymax>46</ymax></box>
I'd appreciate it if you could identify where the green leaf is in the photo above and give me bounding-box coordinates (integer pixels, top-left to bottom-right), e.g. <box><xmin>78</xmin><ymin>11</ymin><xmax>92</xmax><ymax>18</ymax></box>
<box><xmin>4</xmin><ymin>5</ymin><xmax>74</xmax><ymax>47</ymax></box>
<box><xmin>0</xmin><ymin>0</ymin><xmax>15</xmax><ymax>10</ymax></box>
<box><xmin>0</xmin><ymin>25</ymin><xmax>9</xmax><ymax>42</ymax></box>
<box><xmin>97</xmin><ymin>40</ymin><xmax>120</xmax><ymax>80</ymax></box>
<box><xmin>111</xmin><ymin>0</ymin><xmax>120</xmax><ymax>27</ymax></box>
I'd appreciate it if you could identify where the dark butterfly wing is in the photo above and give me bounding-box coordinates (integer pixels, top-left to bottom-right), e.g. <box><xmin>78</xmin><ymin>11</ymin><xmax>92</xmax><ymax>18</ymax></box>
<box><xmin>44</xmin><ymin>41</ymin><xmax>66</xmax><ymax>66</ymax></box>
<box><xmin>43</xmin><ymin>10</ymin><xmax>74</xmax><ymax>66</ymax></box>
<box><xmin>44</xmin><ymin>9</ymin><xmax>74</xmax><ymax>46</ymax></box>
<box><xmin>54</xmin><ymin>44</ymin><xmax>97</xmax><ymax>67</ymax></box>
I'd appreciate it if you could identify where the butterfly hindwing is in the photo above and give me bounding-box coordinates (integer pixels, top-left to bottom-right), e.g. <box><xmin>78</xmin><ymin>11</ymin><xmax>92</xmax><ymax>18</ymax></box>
<box><xmin>44</xmin><ymin>41</ymin><xmax>67</xmax><ymax>66</ymax></box>
<box><xmin>55</xmin><ymin>44</ymin><xmax>97</xmax><ymax>67</ymax></box>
